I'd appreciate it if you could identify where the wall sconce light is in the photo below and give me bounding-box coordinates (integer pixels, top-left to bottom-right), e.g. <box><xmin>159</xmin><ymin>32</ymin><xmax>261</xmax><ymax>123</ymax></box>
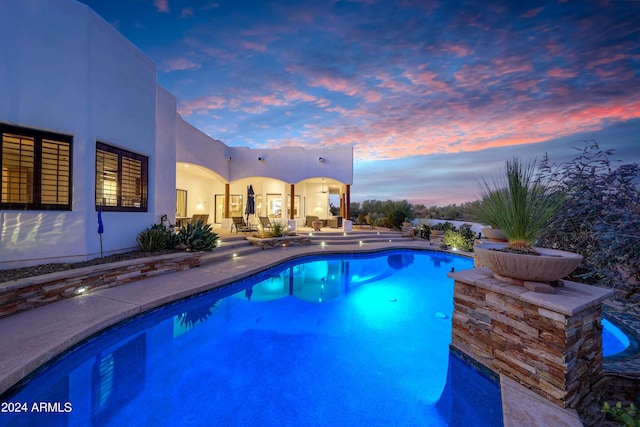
<box><xmin>319</xmin><ymin>157</ymin><xmax>325</xmax><ymax>163</ymax></box>
<box><xmin>258</xmin><ymin>156</ymin><xmax>264</xmax><ymax>162</ymax></box>
<box><xmin>226</xmin><ymin>156</ymin><xmax>232</xmax><ymax>161</ymax></box>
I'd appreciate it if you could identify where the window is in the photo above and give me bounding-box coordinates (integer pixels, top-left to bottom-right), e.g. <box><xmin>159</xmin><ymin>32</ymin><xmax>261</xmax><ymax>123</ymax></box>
<box><xmin>1</xmin><ymin>124</ymin><xmax>72</xmax><ymax>210</ymax></box>
<box><xmin>176</xmin><ymin>189</ymin><xmax>187</xmax><ymax>218</ymax></box>
<box><xmin>96</xmin><ymin>142</ymin><xmax>147</xmax><ymax>211</ymax></box>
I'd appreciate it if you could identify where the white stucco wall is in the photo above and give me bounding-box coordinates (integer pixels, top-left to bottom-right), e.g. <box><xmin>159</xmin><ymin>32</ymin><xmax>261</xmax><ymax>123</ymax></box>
<box><xmin>228</xmin><ymin>146</ymin><xmax>353</xmax><ymax>184</ymax></box>
<box><xmin>0</xmin><ymin>0</ymin><xmax>161</xmax><ymax>267</ymax></box>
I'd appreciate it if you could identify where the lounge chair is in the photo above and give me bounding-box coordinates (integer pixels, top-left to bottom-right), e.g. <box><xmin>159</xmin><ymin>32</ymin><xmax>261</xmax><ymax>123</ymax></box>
<box><xmin>352</xmin><ymin>216</ymin><xmax>374</xmax><ymax>229</ymax></box>
<box><xmin>191</xmin><ymin>214</ymin><xmax>209</xmax><ymax>225</ymax></box>
<box><xmin>259</xmin><ymin>216</ymin><xmax>273</xmax><ymax>231</ymax></box>
<box><xmin>231</xmin><ymin>216</ymin><xmax>257</xmax><ymax>234</ymax></box>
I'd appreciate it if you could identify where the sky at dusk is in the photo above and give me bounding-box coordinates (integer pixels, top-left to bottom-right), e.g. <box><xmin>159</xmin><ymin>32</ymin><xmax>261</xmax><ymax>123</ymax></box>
<box><xmin>78</xmin><ymin>0</ymin><xmax>640</xmax><ymax>206</ymax></box>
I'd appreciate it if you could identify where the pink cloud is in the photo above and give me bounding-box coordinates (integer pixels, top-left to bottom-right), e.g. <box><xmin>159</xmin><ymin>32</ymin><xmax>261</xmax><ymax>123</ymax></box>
<box><xmin>307</xmin><ymin>76</ymin><xmax>361</xmax><ymax>97</ymax></box>
<box><xmin>441</xmin><ymin>44</ymin><xmax>472</xmax><ymax>57</ymax></box>
<box><xmin>547</xmin><ymin>68</ymin><xmax>577</xmax><ymax>78</ymax></box>
<box><xmin>242</xmin><ymin>41</ymin><xmax>267</xmax><ymax>52</ymax></box>
<box><xmin>401</xmin><ymin>70</ymin><xmax>451</xmax><ymax>94</ymax></box>
<box><xmin>521</xmin><ymin>7</ymin><xmax>544</xmax><ymax>18</ymax></box>
<box><xmin>162</xmin><ymin>57</ymin><xmax>201</xmax><ymax>72</ymax></box>
<box><xmin>178</xmin><ymin>96</ymin><xmax>226</xmax><ymax>116</ymax></box>
<box><xmin>181</xmin><ymin>8</ymin><xmax>193</xmax><ymax>18</ymax></box>
<box><xmin>154</xmin><ymin>0</ymin><xmax>169</xmax><ymax>13</ymax></box>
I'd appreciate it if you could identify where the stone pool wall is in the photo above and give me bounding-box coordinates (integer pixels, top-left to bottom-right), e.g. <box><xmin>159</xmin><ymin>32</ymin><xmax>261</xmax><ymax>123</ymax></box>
<box><xmin>449</xmin><ymin>267</ymin><xmax>612</xmax><ymax>418</ymax></box>
<box><xmin>0</xmin><ymin>252</ymin><xmax>201</xmax><ymax>318</ymax></box>
<box><xmin>246</xmin><ymin>235</ymin><xmax>312</xmax><ymax>249</ymax></box>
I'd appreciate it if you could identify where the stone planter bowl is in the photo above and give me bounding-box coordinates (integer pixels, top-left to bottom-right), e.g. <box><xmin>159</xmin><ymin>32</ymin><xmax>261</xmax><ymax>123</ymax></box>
<box><xmin>474</xmin><ymin>242</ymin><xmax>583</xmax><ymax>282</ymax></box>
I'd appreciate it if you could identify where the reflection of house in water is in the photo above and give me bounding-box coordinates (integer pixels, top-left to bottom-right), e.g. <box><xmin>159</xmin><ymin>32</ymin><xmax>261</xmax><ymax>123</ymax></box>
<box><xmin>233</xmin><ymin>256</ymin><xmax>416</xmax><ymax>305</ymax></box>
<box><xmin>428</xmin><ymin>253</ymin><xmax>454</xmax><ymax>268</ymax></box>
<box><xmin>91</xmin><ymin>334</ymin><xmax>146</xmax><ymax>425</ymax></box>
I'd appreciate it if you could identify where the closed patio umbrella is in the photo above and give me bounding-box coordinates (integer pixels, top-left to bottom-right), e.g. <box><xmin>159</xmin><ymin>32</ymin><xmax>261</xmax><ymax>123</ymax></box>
<box><xmin>245</xmin><ymin>184</ymin><xmax>255</xmax><ymax>223</ymax></box>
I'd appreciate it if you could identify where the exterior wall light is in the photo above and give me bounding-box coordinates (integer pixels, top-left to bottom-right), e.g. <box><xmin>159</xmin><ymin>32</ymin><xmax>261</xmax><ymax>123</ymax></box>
<box><xmin>258</xmin><ymin>156</ymin><xmax>264</xmax><ymax>162</ymax></box>
<box><xmin>319</xmin><ymin>157</ymin><xmax>324</xmax><ymax>162</ymax></box>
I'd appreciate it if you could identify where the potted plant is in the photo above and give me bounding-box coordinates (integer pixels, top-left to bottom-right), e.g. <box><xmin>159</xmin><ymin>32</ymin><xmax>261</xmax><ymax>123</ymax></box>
<box><xmin>473</xmin><ymin>158</ymin><xmax>582</xmax><ymax>285</ymax></box>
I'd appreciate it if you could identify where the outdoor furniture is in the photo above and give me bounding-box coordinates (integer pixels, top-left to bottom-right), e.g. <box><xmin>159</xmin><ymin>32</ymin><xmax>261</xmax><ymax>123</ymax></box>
<box><xmin>306</xmin><ymin>215</ymin><xmax>320</xmax><ymax>228</ymax></box>
<box><xmin>327</xmin><ymin>216</ymin><xmax>342</xmax><ymax>228</ymax></box>
<box><xmin>175</xmin><ymin>217</ymin><xmax>191</xmax><ymax>228</ymax></box>
<box><xmin>352</xmin><ymin>217</ymin><xmax>374</xmax><ymax>229</ymax></box>
<box><xmin>259</xmin><ymin>216</ymin><xmax>273</xmax><ymax>232</ymax></box>
<box><xmin>312</xmin><ymin>220</ymin><xmax>322</xmax><ymax>231</ymax></box>
<box><xmin>231</xmin><ymin>216</ymin><xmax>257</xmax><ymax>234</ymax></box>
<box><xmin>191</xmin><ymin>214</ymin><xmax>209</xmax><ymax>225</ymax></box>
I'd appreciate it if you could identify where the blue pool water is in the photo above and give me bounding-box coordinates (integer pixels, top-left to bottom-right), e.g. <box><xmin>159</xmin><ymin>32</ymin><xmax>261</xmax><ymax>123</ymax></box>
<box><xmin>10</xmin><ymin>249</ymin><xmax>618</xmax><ymax>426</ymax></box>
<box><xmin>602</xmin><ymin>318</ymin><xmax>631</xmax><ymax>357</ymax></box>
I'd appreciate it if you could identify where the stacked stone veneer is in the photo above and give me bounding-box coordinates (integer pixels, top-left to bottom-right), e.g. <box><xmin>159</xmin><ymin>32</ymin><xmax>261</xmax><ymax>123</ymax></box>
<box><xmin>0</xmin><ymin>252</ymin><xmax>201</xmax><ymax>319</ymax></box>
<box><xmin>246</xmin><ymin>235</ymin><xmax>312</xmax><ymax>249</ymax></box>
<box><xmin>449</xmin><ymin>267</ymin><xmax>613</xmax><ymax>410</ymax></box>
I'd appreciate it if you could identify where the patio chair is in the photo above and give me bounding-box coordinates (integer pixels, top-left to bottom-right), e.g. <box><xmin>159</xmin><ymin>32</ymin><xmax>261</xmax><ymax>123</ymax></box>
<box><xmin>231</xmin><ymin>216</ymin><xmax>256</xmax><ymax>234</ymax></box>
<box><xmin>191</xmin><ymin>214</ymin><xmax>209</xmax><ymax>225</ymax></box>
<box><xmin>259</xmin><ymin>216</ymin><xmax>273</xmax><ymax>232</ymax></box>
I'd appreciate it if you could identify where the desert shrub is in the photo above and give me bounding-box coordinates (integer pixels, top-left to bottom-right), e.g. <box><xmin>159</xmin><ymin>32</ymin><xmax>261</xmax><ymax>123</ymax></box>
<box><xmin>136</xmin><ymin>215</ymin><xmax>179</xmax><ymax>252</ymax></box>
<box><xmin>602</xmin><ymin>401</ymin><xmax>639</xmax><ymax>427</ymax></box>
<box><xmin>136</xmin><ymin>227</ymin><xmax>169</xmax><ymax>252</ymax></box>
<box><xmin>387</xmin><ymin>210</ymin><xmax>406</xmax><ymax>229</ymax></box>
<box><xmin>443</xmin><ymin>224</ymin><xmax>475</xmax><ymax>252</ymax></box>
<box><xmin>419</xmin><ymin>224</ymin><xmax>431</xmax><ymax>240</ymax></box>
<box><xmin>538</xmin><ymin>141</ymin><xmax>640</xmax><ymax>303</ymax></box>
<box><xmin>270</xmin><ymin>220</ymin><xmax>286</xmax><ymax>237</ymax></box>
<box><xmin>475</xmin><ymin>158</ymin><xmax>563</xmax><ymax>253</ymax></box>
<box><xmin>178</xmin><ymin>220</ymin><xmax>218</xmax><ymax>251</ymax></box>
<box><xmin>431</xmin><ymin>221</ymin><xmax>456</xmax><ymax>232</ymax></box>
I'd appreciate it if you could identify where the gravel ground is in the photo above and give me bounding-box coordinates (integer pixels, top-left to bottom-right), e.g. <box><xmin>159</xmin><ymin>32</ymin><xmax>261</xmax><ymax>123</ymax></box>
<box><xmin>0</xmin><ymin>249</ymin><xmax>181</xmax><ymax>283</ymax></box>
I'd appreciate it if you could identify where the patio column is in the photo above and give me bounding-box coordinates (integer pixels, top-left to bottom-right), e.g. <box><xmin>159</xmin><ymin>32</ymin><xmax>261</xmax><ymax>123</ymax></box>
<box><xmin>224</xmin><ymin>183</ymin><xmax>230</xmax><ymax>219</ymax></box>
<box><xmin>345</xmin><ymin>185</ymin><xmax>351</xmax><ymax>219</ymax></box>
<box><xmin>290</xmin><ymin>184</ymin><xmax>295</xmax><ymax>220</ymax></box>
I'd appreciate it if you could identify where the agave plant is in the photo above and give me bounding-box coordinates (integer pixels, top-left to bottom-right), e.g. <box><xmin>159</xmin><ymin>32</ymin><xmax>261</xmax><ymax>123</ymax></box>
<box><xmin>475</xmin><ymin>158</ymin><xmax>564</xmax><ymax>254</ymax></box>
<box><xmin>178</xmin><ymin>219</ymin><xmax>219</xmax><ymax>251</ymax></box>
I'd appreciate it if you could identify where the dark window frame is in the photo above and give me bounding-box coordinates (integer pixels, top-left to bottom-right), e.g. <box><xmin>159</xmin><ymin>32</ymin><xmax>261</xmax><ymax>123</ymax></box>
<box><xmin>95</xmin><ymin>142</ymin><xmax>148</xmax><ymax>212</ymax></box>
<box><xmin>0</xmin><ymin>123</ymin><xmax>72</xmax><ymax>211</ymax></box>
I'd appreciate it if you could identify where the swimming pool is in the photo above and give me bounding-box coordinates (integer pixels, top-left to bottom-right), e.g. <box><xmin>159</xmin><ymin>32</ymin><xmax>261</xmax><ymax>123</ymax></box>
<box><xmin>0</xmin><ymin>249</ymin><xmax>625</xmax><ymax>426</ymax></box>
<box><xmin>602</xmin><ymin>318</ymin><xmax>631</xmax><ymax>357</ymax></box>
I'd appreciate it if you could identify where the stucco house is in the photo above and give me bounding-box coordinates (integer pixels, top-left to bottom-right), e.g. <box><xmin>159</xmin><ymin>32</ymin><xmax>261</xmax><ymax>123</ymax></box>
<box><xmin>0</xmin><ymin>0</ymin><xmax>353</xmax><ymax>269</ymax></box>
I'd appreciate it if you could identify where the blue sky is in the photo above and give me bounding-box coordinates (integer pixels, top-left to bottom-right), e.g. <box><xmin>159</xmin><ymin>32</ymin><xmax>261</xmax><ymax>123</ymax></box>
<box><xmin>78</xmin><ymin>0</ymin><xmax>640</xmax><ymax>205</ymax></box>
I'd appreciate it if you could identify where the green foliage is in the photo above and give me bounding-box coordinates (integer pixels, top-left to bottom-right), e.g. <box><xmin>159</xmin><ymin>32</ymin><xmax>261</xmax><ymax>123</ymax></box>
<box><xmin>350</xmin><ymin>199</ymin><xmax>415</xmax><ymax>226</ymax></box>
<box><xmin>419</xmin><ymin>224</ymin><xmax>431</xmax><ymax>240</ymax></box>
<box><xmin>538</xmin><ymin>141</ymin><xmax>640</xmax><ymax>302</ymax></box>
<box><xmin>442</xmin><ymin>223</ymin><xmax>475</xmax><ymax>251</ymax></box>
<box><xmin>431</xmin><ymin>221</ymin><xmax>456</xmax><ymax>232</ymax></box>
<box><xmin>270</xmin><ymin>219</ymin><xmax>286</xmax><ymax>237</ymax></box>
<box><xmin>387</xmin><ymin>210</ymin><xmax>406</xmax><ymax>229</ymax></box>
<box><xmin>136</xmin><ymin>215</ymin><xmax>179</xmax><ymax>252</ymax></box>
<box><xmin>602</xmin><ymin>402</ymin><xmax>640</xmax><ymax>427</ymax></box>
<box><xmin>136</xmin><ymin>227</ymin><xmax>170</xmax><ymax>252</ymax></box>
<box><xmin>329</xmin><ymin>202</ymin><xmax>340</xmax><ymax>216</ymax></box>
<box><xmin>475</xmin><ymin>157</ymin><xmax>563</xmax><ymax>249</ymax></box>
<box><xmin>178</xmin><ymin>220</ymin><xmax>218</xmax><ymax>251</ymax></box>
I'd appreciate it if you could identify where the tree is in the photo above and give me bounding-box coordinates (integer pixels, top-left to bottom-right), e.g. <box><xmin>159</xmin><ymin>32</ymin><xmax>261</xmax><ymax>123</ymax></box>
<box><xmin>538</xmin><ymin>141</ymin><xmax>640</xmax><ymax>303</ymax></box>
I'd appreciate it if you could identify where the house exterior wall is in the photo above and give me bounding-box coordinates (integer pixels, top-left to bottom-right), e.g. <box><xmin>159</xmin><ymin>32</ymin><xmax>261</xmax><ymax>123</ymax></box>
<box><xmin>0</xmin><ymin>0</ymin><xmax>161</xmax><ymax>268</ymax></box>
